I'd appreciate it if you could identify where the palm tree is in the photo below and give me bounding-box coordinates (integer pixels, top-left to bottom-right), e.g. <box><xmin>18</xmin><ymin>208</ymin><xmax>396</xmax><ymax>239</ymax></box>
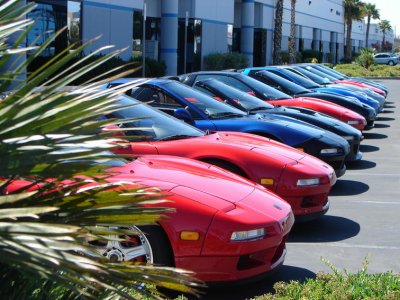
<box><xmin>379</xmin><ymin>19</ymin><xmax>392</xmax><ymax>49</ymax></box>
<box><xmin>273</xmin><ymin>0</ymin><xmax>284</xmax><ymax>65</ymax></box>
<box><xmin>288</xmin><ymin>0</ymin><xmax>297</xmax><ymax>64</ymax></box>
<box><xmin>343</xmin><ymin>0</ymin><xmax>365</xmax><ymax>62</ymax></box>
<box><xmin>0</xmin><ymin>0</ymin><xmax>199</xmax><ymax>298</ymax></box>
<box><xmin>364</xmin><ymin>3</ymin><xmax>380</xmax><ymax>48</ymax></box>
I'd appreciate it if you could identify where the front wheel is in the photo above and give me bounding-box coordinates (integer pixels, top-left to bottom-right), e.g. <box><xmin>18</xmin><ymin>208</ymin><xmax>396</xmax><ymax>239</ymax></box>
<box><xmin>89</xmin><ymin>225</ymin><xmax>174</xmax><ymax>266</ymax></box>
<box><xmin>388</xmin><ymin>60</ymin><xmax>395</xmax><ymax>66</ymax></box>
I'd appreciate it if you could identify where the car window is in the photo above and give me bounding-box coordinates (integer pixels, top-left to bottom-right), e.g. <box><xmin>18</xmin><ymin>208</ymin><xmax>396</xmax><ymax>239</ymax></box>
<box><xmin>196</xmin><ymin>74</ymin><xmax>253</xmax><ymax>93</ymax></box>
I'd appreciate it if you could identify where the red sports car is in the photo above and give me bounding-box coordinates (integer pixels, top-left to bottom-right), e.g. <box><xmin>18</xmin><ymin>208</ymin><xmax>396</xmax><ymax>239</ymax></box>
<box><xmin>105</xmin><ymin>95</ymin><xmax>337</xmax><ymax>220</ymax></box>
<box><xmin>267</xmin><ymin>97</ymin><xmax>367</xmax><ymax>131</ymax></box>
<box><xmin>3</xmin><ymin>155</ymin><xmax>294</xmax><ymax>283</ymax></box>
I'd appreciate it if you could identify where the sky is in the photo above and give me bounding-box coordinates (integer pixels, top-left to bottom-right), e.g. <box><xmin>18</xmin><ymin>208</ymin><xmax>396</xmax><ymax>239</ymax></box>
<box><xmin>364</xmin><ymin>0</ymin><xmax>399</xmax><ymax>37</ymax></box>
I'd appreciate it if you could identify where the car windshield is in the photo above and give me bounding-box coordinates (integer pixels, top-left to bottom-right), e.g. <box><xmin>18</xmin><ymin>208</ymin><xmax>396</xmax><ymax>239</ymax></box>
<box><xmin>304</xmin><ymin>66</ymin><xmax>338</xmax><ymax>81</ymax></box>
<box><xmin>60</xmin><ymin>150</ymin><xmax>128</xmax><ymax>167</ymax></box>
<box><xmin>108</xmin><ymin>95</ymin><xmax>204</xmax><ymax>141</ymax></box>
<box><xmin>198</xmin><ymin>79</ymin><xmax>275</xmax><ymax>112</ymax></box>
<box><xmin>235</xmin><ymin>73</ymin><xmax>292</xmax><ymax>100</ymax></box>
<box><xmin>257</xmin><ymin>71</ymin><xmax>311</xmax><ymax>96</ymax></box>
<box><xmin>312</xmin><ymin>65</ymin><xmax>344</xmax><ymax>80</ymax></box>
<box><xmin>164</xmin><ymin>81</ymin><xmax>247</xmax><ymax>119</ymax></box>
<box><xmin>277</xmin><ymin>68</ymin><xmax>322</xmax><ymax>89</ymax></box>
<box><xmin>290</xmin><ymin>67</ymin><xmax>330</xmax><ymax>85</ymax></box>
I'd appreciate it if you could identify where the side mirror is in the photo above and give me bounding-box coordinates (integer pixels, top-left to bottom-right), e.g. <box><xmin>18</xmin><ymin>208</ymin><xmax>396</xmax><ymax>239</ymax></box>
<box><xmin>173</xmin><ymin>108</ymin><xmax>194</xmax><ymax>125</ymax></box>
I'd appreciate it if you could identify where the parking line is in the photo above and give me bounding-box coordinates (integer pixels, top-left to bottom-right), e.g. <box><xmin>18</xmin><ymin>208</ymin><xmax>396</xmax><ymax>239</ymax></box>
<box><xmin>347</xmin><ymin>173</ymin><xmax>400</xmax><ymax>176</ymax></box>
<box><xmin>290</xmin><ymin>243</ymin><xmax>400</xmax><ymax>250</ymax></box>
<box><xmin>341</xmin><ymin>201</ymin><xmax>400</xmax><ymax>205</ymax></box>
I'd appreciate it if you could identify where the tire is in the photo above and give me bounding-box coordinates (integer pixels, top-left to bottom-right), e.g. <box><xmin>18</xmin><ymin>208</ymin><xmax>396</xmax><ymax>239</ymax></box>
<box><xmin>89</xmin><ymin>225</ymin><xmax>174</xmax><ymax>266</ymax></box>
<box><xmin>388</xmin><ymin>60</ymin><xmax>394</xmax><ymax>66</ymax></box>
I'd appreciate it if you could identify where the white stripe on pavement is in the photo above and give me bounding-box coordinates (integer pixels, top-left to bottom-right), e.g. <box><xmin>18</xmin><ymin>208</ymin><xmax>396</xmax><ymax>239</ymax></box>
<box><xmin>290</xmin><ymin>243</ymin><xmax>400</xmax><ymax>250</ymax></box>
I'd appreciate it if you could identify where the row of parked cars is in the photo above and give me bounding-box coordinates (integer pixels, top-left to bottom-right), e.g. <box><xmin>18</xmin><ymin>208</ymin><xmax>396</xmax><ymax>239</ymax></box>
<box><xmin>11</xmin><ymin>64</ymin><xmax>384</xmax><ymax>286</ymax></box>
<box><xmin>80</xmin><ymin>63</ymin><xmax>389</xmax><ymax>285</ymax></box>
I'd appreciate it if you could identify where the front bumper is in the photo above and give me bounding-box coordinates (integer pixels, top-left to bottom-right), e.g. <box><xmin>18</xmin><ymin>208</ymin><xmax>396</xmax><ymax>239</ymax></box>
<box><xmin>175</xmin><ymin>234</ymin><xmax>289</xmax><ymax>284</ymax></box>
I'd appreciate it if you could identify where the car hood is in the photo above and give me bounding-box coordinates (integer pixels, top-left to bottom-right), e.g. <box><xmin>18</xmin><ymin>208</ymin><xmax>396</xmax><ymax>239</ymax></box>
<box><xmin>107</xmin><ymin>155</ymin><xmax>259</xmax><ymax>208</ymax></box>
<box><xmin>213</xmin><ymin>131</ymin><xmax>306</xmax><ymax>162</ymax></box>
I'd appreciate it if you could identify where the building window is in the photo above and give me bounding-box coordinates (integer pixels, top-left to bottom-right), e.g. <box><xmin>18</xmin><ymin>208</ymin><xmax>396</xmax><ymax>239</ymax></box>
<box><xmin>27</xmin><ymin>1</ymin><xmax>81</xmax><ymax>56</ymax></box>
<box><xmin>254</xmin><ymin>29</ymin><xmax>266</xmax><ymax>67</ymax></box>
<box><xmin>67</xmin><ymin>1</ymin><xmax>81</xmax><ymax>48</ymax></box>
<box><xmin>227</xmin><ymin>24</ymin><xmax>233</xmax><ymax>52</ymax></box>
<box><xmin>178</xmin><ymin>18</ymin><xmax>202</xmax><ymax>74</ymax></box>
<box><xmin>232</xmin><ymin>27</ymin><xmax>241</xmax><ymax>53</ymax></box>
<box><xmin>133</xmin><ymin>10</ymin><xmax>143</xmax><ymax>58</ymax></box>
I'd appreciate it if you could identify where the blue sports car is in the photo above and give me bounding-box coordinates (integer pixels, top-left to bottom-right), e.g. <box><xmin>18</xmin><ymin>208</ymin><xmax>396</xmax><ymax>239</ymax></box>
<box><xmin>252</xmin><ymin>66</ymin><xmax>384</xmax><ymax>112</ymax></box>
<box><xmin>107</xmin><ymin>78</ymin><xmax>350</xmax><ymax>176</ymax></box>
<box><xmin>304</xmin><ymin>64</ymin><xmax>388</xmax><ymax>95</ymax></box>
<box><xmin>240</xmin><ymin>69</ymin><xmax>377</xmax><ymax>128</ymax></box>
<box><xmin>191</xmin><ymin>78</ymin><xmax>363</xmax><ymax>162</ymax></box>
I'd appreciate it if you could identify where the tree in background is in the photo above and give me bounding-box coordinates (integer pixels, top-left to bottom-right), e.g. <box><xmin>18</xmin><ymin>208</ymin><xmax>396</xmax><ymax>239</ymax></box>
<box><xmin>343</xmin><ymin>0</ymin><xmax>365</xmax><ymax>62</ymax></box>
<box><xmin>379</xmin><ymin>19</ymin><xmax>392</xmax><ymax>50</ymax></box>
<box><xmin>288</xmin><ymin>0</ymin><xmax>297</xmax><ymax>64</ymax></box>
<box><xmin>273</xmin><ymin>0</ymin><xmax>284</xmax><ymax>65</ymax></box>
<box><xmin>363</xmin><ymin>3</ymin><xmax>380</xmax><ymax>48</ymax></box>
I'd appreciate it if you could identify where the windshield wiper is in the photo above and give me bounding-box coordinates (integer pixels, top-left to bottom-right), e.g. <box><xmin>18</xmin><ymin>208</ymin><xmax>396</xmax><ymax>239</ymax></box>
<box><xmin>295</xmin><ymin>90</ymin><xmax>311</xmax><ymax>95</ymax></box>
<box><xmin>158</xmin><ymin>135</ymin><xmax>196</xmax><ymax>141</ymax></box>
<box><xmin>250</xmin><ymin>106</ymin><xmax>269</xmax><ymax>112</ymax></box>
<box><xmin>209</xmin><ymin>112</ymin><xmax>245</xmax><ymax>119</ymax></box>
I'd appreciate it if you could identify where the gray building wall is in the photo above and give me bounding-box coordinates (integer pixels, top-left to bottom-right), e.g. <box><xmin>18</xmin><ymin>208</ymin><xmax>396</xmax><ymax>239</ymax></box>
<box><xmin>68</xmin><ymin>0</ymin><xmax>380</xmax><ymax>74</ymax></box>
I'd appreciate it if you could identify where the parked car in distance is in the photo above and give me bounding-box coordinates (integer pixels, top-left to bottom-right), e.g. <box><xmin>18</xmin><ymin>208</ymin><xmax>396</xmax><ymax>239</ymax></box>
<box><xmin>180</xmin><ymin>71</ymin><xmax>367</xmax><ymax>131</ymax></box>
<box><xmin>374</xmin><ymin>53</ymin><xmax>400</xmax><ymax>66</ymax></box>
<box><xmin>307</xmin><ymin>64</ymin><xmax>388</xmax><ymax>95</ymax></box>
<box><xmin>191</xmin><ymin>78</ymin><xmax>363</xmax><ymax>162</ymax></box>
<box><xmin>4</xmin><ymin>154</ymin><xmax>294</xmax><ymax>284</ymax></box>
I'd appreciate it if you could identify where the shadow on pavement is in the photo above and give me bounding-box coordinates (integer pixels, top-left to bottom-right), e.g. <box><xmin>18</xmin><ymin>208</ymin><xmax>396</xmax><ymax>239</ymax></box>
<box><xmin>381</xmin><ymin>110</ymin><xmax>394</xmax><ymax>114</ymax></box>
<box><xmin>362</xmin><ymin>132</ymin><xmax>388</xmax><ymax>139</ymax></box>
<box><xmin>384</xmin><ymin>105</ymin><xmax>396</xmax><ymax>109</ymax></box>
<box><xmin>329</xmin><ymin>179</ymin><xmax>370</xmax><ymax>195</ymax></box>
<box><xmin>346</xmin><ymin>159</ymin><xmax>376</xmax><ymax>170</ymax></box>
<box><xmin>195</xmin><ymin>266</ymin><xmax>316</xmax><ymax>300</ymax></box>
<box><xmin>288</xmin><ymin>215</ymin><xmax>360</xmax><ymax>243</ymax></box>
<box><xmin>376</xmin><ymin>116</ymin><xmax>395</xmax><ymax>121</ymax></box>
<box><xmin>359</xmin><ymin>144</ymin><xmax>379</xmax><ymax>152</ymax></box>
<box><xmin>373</xmin><ymin>123</ymin><xmax>391</xmax><ymax>129</ymax></box>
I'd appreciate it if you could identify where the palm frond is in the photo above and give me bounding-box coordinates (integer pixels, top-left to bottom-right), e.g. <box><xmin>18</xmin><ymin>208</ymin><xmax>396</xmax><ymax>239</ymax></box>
<box><xmin>0</xmin><ymin>0</ymin><xmax>202</xmax><ymax>298</ymax></box>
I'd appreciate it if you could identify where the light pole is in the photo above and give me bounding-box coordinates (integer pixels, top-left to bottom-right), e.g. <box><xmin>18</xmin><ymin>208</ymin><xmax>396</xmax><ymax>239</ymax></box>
<box><xmin>142</xmin><ymin>2</ymin><xmax>146</xmax><ymax>77</ymax></box>
<box><xmin>183</xmin><ymin>11</ymin><xmax>188</xmax><ymax>74</ymax></box>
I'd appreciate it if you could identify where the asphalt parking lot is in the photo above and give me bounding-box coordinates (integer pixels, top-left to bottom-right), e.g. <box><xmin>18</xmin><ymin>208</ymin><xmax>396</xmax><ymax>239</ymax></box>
<box><xmin>200</xmin><ymin>79</ymin><xmax>400</xmax><ymax>299</ymax></box>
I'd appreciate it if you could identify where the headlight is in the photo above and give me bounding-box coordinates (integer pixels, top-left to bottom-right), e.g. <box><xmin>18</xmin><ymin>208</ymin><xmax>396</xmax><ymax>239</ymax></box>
<box><xmin>320</xmin><ymin>148</ymin><xmax>340</xmax><ymax>154</ymax></box>
<box><xmin>230</xmin><ymin>228</ymin><xmax>266</xmax><ymax>241</ymax></box>
<box><xmin>296</xmin><ymin>178</ymin><xmax>320</xmax><ymax>186</ymax></box>
<box><xmin>342</xmin><ymin>135</ymin><xmax>354</xmax><ymax>141</ymax></box>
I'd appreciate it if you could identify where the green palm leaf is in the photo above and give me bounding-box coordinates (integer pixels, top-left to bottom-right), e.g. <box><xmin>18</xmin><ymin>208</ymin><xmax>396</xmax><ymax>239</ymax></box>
<box><xmin>0</xmin><ymin>1</ymin><xmax>203</xmax><ymax>298</ymax></box>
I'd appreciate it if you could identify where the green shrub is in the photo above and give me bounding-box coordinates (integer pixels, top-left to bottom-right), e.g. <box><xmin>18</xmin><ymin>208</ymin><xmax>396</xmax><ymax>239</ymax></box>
<box><xmin>251</xmin><ymin>258</ymin><xmax>400</xmax><ymax>300</ymax></box>
<box><xmin>301</xmin><ymin>49</ymin><xmax>323</xmax><ymax>63</ymax></box>
<box><xmin>132</xmin><ymin>56</ymin><xmax>167</xmax><ymax>77</ymax></box>
<box><xmin>335</xmin><ymin>63</ymin><xmax>400</xmax><ymax>77</ymax></box>
<box><xmin>281</xmin><ymin>51</ymin><xmax>302</xmax><ymax>64</ymax></box>
<box><xmin>355</xmin><ymin>48</ymin><xmax>375</xmax><ymax>70</ymax></box>
<box><xmin>28</xmin><ymin>54</ymin><xmax>166</xmax><ymax>84</ymax></box>
<box><xmin>204</xmin><ymin>52</ymin><xmax>248</xmax><ymax>70</ymax></box>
